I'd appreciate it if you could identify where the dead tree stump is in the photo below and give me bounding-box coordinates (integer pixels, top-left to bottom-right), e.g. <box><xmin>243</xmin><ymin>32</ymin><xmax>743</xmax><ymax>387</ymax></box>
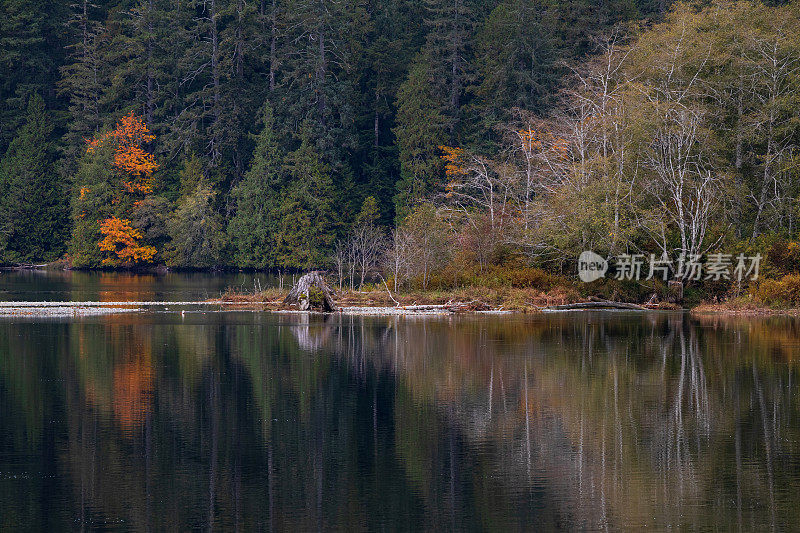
<box><xmin>283</xmin><ymin>271</ymin><xmax>337</xmax><ymax>312</ymax></box>
<box><xmin>667</xmin><ymin>280</ymin><xmax>684</xmax><ymax>304</ymax></box>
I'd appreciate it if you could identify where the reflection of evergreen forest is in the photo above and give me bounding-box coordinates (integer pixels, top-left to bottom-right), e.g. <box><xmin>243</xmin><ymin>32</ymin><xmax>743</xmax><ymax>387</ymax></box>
<box><xmin>1</xmin><ymin>312</ymin><xmax>799</xmax><ymax>529</ymax></box>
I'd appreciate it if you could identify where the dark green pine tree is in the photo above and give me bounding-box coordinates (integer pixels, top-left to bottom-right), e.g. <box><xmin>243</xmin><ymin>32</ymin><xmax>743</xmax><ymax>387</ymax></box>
<box><xmin>468</xmin><ymin>0</ymin><xmax>563</xmax><ymax>145</ymax></box>
<box><xmin>274</xmin><ymin>0</ymin><xmax>362</xmax><ymax>167</ymax></box>
<box><xmin>217</xmin><ymin>0</ymin><xmax>260</xmax><ymax>185</ymax></box>
<box><xmin>422</xmin><ymin>0</ymin><xmax>475</xmax><ymax>141</ymax></box>
<box><xmin>353</xmin><ymin>0</ymin><xmax>427</xmax><ymax>226</ymax></box>
<box><xmin>143</xmin><ymin>0</ymin><xmax>196</xmax><ymax>161</ymax></box>
<box><xmin>69</xmin><ymin>132</ymin><xmax>115</xmax><ymax>268</ymax></box>
<box><xmin>0</xmin><ymin>94</ymin><xmax>69</xmax><ymax>262</ymax></box>
<box><xmin>0</xmin><ymin>0</ymin><xmax>68</xmax><ymax>152</ymax></box>
<box><xmin>168</xmin><ymin>0</ymin><xmax>226</xmax><ymax>172</ymax></box>
<box><xmin>392</xmin><ymin>52</ymin><xmax>447</xmax><ymax>222</ymax></box>
<box><xmin>164</xmin><ymin>178</ymin><xmax>225</xmax><ymax>268</ymax></box>
<box><xmin>57</xmin><ymin>0</ymin><xmax>107</xmax><ymax>170</ymax></box>
<box><xmin>103</xmin><ymin>0</ymin><xmax>176</xmax><ymax>129</ymax></box>
<box><xmin>228</xmin><ymin>102</ymin><xmax>284</xmax><ymax>268</ymax></box>
<box><xmin>276</xmin><ymin>124</ymin><xmax>338</xmax><ymax>269</ymax></box>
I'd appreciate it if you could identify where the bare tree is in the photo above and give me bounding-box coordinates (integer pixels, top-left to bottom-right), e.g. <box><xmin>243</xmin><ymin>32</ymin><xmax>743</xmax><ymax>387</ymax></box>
<box><xmin>332</xmin><ymin>222</ymin><xmax>387</xmax><ymax>291</ymax></box>
<box><xmin>350</xmin><ymin>223</ymin><xmax>386</xmax><ymax>289</ymax></box>
<box><xmin>402</xmin><ymin>204</ymin><xmax>450</xmax><ymax>290</ymax></box>
<box><xmin>747</xmin><ymin>27</ymin><xmax>800</xmax><ymax>238</ymax></box>
<box><xmin>437</xmin><ymin>147</ymin><xmax>513</xmax><ymax>235</ymax></box>
<box><xmin>385</xmin><ymin>228</ymin><xmax>413</xmax><ymax>292</ymax></box>
<box><xmin>643</xmin><ymin>104</ymin><xmax>721</xmax><ymax>259</ymax></box>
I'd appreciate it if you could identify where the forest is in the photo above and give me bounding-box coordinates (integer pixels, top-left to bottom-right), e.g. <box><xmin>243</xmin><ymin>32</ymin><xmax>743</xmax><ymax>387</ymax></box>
<box><xmin>1</xmin><ymin>0</ymin><xmax>800</xmax><ymax>301</ymax></box>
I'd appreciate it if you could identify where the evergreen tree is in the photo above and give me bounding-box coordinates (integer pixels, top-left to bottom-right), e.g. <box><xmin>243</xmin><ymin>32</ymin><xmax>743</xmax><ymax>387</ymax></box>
<box><xmin>422</xmin><ymin>0</ymin><xmax>475</xmax><ymax>140</ymax></box>
<box><xmin>218</xmin><ymin>0</ymin><xmax>260</xmax><ymax>183</ymax></box>
<box><xmin>103</xmin><ymin>0</ymin><xmax>177</xmax><ymax>130</ymax></box>
<box><xmin>392</xmin><ymin>52</ymin><xmax>447</xmax><ymax>221</ymax></box>
<box><xmin>353</xmin><ymin>0</ymin><xmax>426</xmax><ymax>226</ymax></box>
<box><xmin>164</xmin><ymin>179</ymin><xmax>225</xmax><ymax>268</ymax></box>
<box><xmin>0</xmin><ymin>94</ymin><xmax>68</xmax><ymax>262</ymax></box>
<box><xmin>228</xmin><ymin>102</ymin><xmax>284</xmax><ymax>268</ymax></box>
<box><xmin>57</xmin><ymin>0</ymin><xmax>107</xmax><ymax>169</ymax></box>
<box><xmin>178</xmin><ymin>152</ymin><xmax>205</xmax><ymax>199</ymax></box>
<box><xmin>276</xmin><ymin>124</ymin><xmax>338</xmax><ymax>269</ymax></box>
<box><xmin>273</xmin><ymin>0</ymin><xmax>365</xmax><ymax>188</ymax></box>
<box><xmin>70</xmin><ymin>135</ymin><xmax>115</xmax><ymax>267</ymax></box>
<box><xmin>0</xmin><ymin>0</ymin><xmax>67</xmax><ymax>152</ymax></box>
<box><xmin>469</xmin><ymin>0</ymin><xmax>562</xmax><ymax>135</ymax></box>
<box><xmin>356</xmin><ymin>195</ymin><xmax>380</xmax><ymax>226</ymax></box>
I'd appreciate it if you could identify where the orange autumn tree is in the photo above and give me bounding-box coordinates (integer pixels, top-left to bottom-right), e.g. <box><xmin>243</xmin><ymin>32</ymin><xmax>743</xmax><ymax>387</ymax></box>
<box><xmin>86</xmin><ymin>111</ymin><xmax>157</xmax><ymax>196</ymax></box>
<box><xmin>75</xmin><ymin>112</ymin><xmax>159</xmax><ymax>267</ymax></box>
<box><xmin>98</xmin><ymin>217</ymin><xmax>157</xmax><ymax>266</ymax></box>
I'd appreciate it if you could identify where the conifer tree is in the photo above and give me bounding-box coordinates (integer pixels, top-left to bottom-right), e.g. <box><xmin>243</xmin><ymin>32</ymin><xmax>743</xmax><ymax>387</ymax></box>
<box><xmin>58</xmin><ymin>0</ymin><xmax>107</xmax><ymax>168</ymax></box>
<box><xmin>228</xmin><ymin>102</ymin><xmax>283</xmax><ymax>268</ymax></box>
<box><xmin>0</xmin><ymin>0</ymin><xmax>66</xmax><ymax>152</ymax></box>
<box><xmin>276</xmin><ymin>124</ymin><xmax>338</xmax><ymax>269</ymax></box>
<box><xmin>471</xmin><ymin>0</ymin><xmax>562</xmax><ymax>129</ymax></box>
<box><xmin>70</xmin><ymin>135</ymin><xmax>115</xmax><ymax>267</ymax></box>
<box><xmin>393</xmin><ymin>52</ymin><xmax>446</xmax><ymax>221</ymax></box>
<box><xmin>165</xmin><ymin>179</ymin><xmax>225</xmax><ymax>268</ymax></box>
<box><xmin>0</xmin><ymin>94</ymin><xmax>67</xmax><ymax>262</ymax></box>
<box><xmin>422</xmin><ymin>0</ymin><xmax>474</xmax><ymax>139</ymax></box>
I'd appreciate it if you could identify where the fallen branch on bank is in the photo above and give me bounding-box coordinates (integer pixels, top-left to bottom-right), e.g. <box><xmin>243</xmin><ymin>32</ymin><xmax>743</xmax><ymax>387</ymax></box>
<box><xmin>543</xmin><ymin>300</ymin><xmax>646</xmax><ymax>311</ymax></box>
<box><xmin>397</xmin><ymin>300</ymin><xmax>492</xmax><ymax>313</ymax></box>
<box><xmin>378</xmin><ymin>274</ymin><xmax>401</xmax><ymax>307</ymax></box>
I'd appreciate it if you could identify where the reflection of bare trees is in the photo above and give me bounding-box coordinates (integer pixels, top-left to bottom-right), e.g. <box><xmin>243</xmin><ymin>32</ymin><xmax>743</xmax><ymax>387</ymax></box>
<box><xmin>3</xmin><ymin>311</ymin><xmax>799</xmax><ymax>529</ymax></box>
<box><xmin>316</xmin><ymin>312</ymin><xmax>800</xmax><ymax>530</ymax></box>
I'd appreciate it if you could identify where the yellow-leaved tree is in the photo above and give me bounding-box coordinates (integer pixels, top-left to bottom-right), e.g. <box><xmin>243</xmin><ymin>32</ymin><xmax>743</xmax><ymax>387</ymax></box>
<box><xmin>72</xmin><ymin>112</ymin><xmax>159</xmax><ymax>267</ymax></box>
<box><xmin>98</xmin><ymin>217</ymin><xmax>157</xmax><ymax>266</ymax></box>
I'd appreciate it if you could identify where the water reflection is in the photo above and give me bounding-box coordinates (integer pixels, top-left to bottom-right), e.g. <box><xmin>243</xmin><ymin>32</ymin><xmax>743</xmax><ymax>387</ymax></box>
<box><xmin>0</xmin><ymin>311</ymin><xmax>799</xmax><ymax>529</ymax></box>
<box><xmin>0</xmin><ymin>270</ymin><xmax>276</xmax><ymax>302</ymax></box>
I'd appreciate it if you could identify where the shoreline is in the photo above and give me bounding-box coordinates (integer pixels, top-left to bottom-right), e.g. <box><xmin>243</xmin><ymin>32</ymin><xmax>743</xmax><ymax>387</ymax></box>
<box><xmin>5</xmin><ymin>268</ymin><xmax>798</xmax><ymax>318</ymax></box>
<box><xmin>2</xmin><ymin>288</ymin><xmax>799</xmax><ymax>318</ymax></box>
<box><xmin>0</xmin><ymin>299</ymin><xmax>798</xmax><ymax>318</ymax></box>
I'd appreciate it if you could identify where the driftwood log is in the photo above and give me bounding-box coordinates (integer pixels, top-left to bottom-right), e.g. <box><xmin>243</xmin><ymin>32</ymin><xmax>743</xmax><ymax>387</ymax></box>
<box><xmin>543</xmin><ymin>300</ymin><xmax>646</xmax><ymax>311</ymax></box>
<box><xmin>283</xmin><ymin>271</ymin><xmax>337</xmax><ymax>312</ymax></box>
<box><xmin>398</xmin><ymin>300</ymin><xmax>492</xmax><ymax>313</ymax></box>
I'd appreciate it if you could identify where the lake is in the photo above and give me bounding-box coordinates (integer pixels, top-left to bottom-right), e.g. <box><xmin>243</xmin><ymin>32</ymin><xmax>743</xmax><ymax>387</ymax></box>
<box><xmin>1</xmin><ymin>272</ymin><xmax>799</xmax><ymax>529</ymax></box>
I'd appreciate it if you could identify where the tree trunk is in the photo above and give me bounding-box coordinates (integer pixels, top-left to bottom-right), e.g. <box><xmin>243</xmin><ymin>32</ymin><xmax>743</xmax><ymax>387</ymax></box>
<box><xmin>146</xmin><ymin>0</ymin><xmax>154</xmax><ymax>125</ymax></box>
<box><xmin>269</xmin><ymin>0</ymin><xmax>276</xmax><ymax>91</ymax></box>
<box><xmin>283</xmin><ymin>271</ymin><xmax>337</xmax><ymax>311</ymax></box>
<box><xmin>209</xmin><ymin>0</ymin><xmax>221</xmax><ymax>166</ymax></box>
<box><xmin>544</xmin><ymin>301</ymin><xmax>646</xmax><ymax>311</ymax></box>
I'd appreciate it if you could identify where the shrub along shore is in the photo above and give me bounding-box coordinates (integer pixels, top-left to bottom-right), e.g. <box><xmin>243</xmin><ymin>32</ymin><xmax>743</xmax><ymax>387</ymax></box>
<box><xmin>214</xmin><ymin>274</ymin><xmax>800</xmax><ymax>316</ymax></box>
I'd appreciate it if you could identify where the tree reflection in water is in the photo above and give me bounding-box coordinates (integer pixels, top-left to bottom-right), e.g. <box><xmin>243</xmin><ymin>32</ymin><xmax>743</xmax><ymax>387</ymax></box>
<box><xmin>0</xmin><ymin>311</ymin><xmax>798</xmax><ymax>529</ymax></box>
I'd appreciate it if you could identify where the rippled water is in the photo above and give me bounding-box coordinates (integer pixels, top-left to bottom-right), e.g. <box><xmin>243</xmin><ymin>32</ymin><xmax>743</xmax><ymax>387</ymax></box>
<box><xmin>1</xmin><ymin>273</ymin><xmax>800</xmax><ymax>530</ymax></box>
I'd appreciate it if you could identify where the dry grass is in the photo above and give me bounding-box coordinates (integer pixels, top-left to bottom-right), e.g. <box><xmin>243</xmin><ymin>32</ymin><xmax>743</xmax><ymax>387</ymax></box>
<box><xmin>692</xmin><ymin>301</ymin><xmax>800</xmax><ymax>317</ymax></box>
<box><xmin>217</xmin><ymin>286</ymin><xmax>285</xmax><ymax>308</ymax></box>
<box><xmin>216</xmin><ymin>284</ymin><xmax>585</xmax><ymax>312</ymax></box>
<box><xmin>215</xmin><ymin>280</ymin><xmax>800</xmax><ymax>316</ymax></box>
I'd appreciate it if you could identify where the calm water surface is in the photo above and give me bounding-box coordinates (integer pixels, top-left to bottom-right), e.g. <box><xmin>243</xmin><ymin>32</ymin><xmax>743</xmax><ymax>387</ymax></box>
<box><xmin>0</xmin><ymin>270</ymin><xmax>275</xmax><ymax>302</ymax></box>
<box><xmin>1</xmin><ymin>273</ymin><xmax>800</xmax><ymax>530</ymax></box>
